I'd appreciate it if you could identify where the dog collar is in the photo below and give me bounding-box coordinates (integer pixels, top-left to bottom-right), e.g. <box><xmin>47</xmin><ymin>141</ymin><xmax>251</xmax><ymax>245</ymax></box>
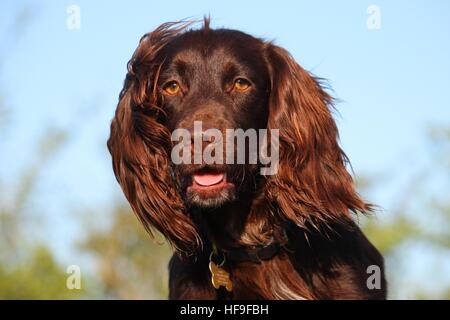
<box><xmin>222</xmin><ymin>242</ymin><xmax>281</xmax><ymax>264</ymax></box>
<box><xmin>208</xmin><ymin>241</ymin><xmax>281</xmax><ymax>293</ymax></box>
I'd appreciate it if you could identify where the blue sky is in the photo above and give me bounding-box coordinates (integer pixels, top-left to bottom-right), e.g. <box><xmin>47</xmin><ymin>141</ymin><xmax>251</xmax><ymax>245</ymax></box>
<box><xmin>1</xmin><ymin>1</ymin><xmax>449</xmax><ymax>298</ymax></box>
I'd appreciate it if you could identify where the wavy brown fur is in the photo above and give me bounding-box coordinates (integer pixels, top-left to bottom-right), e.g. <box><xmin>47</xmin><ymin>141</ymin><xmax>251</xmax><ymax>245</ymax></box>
<box><xmin>108</xmin><ymin>18</ymin><xmax>386</xmax><ymax>299</ymax></box>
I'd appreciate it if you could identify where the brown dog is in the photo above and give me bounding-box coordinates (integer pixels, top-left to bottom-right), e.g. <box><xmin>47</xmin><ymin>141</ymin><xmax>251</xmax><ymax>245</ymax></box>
<box><xmin>107</xmin><ymin>19</ymin><xmax>386</xmax><ymax>299</ymax></box>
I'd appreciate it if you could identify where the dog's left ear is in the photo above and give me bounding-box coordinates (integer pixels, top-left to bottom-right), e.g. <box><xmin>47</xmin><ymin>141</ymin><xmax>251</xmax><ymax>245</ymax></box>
<box><xmin>263</xmin><ymin>43</ymin><xmax>372</xmax><ymax>229</ymax></box>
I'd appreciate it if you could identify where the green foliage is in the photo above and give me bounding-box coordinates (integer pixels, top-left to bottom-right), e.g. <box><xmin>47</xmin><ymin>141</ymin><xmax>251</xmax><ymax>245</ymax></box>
<box><xmin>359</xmin><ymin>126</ymin><xmax>450</xmax><ymax>299</ymax></box>
<box><xmin>79</xmin><ymin>204</ymin><xmax>172</xmax><ymax>299</ymax></box>
<box><xmin>0</xmin><ymin>120</ymin><xmax>74</xmax><ymax>299</ymax></box>
<box><xmin>363</xmin><ymin>216</ymin><xmax>418</xmax><ymax>255</ymax></box>
<box><xmin>0</xmin><ymin>246</ymin><xmax>84</xmax><ymax>299</ymax></box>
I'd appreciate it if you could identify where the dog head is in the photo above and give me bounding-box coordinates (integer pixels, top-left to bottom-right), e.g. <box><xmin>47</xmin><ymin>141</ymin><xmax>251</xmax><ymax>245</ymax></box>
<box><xmin>107</xmin><ymin>19</ymin><xmax>370</xmax><ymax>254</ymax></box>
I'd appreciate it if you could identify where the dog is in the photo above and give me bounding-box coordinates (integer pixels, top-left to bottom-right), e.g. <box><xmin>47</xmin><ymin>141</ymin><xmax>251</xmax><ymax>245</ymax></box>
<box><xmin>107</xmin><ymin>19</ymin><xmax>387</xmax><ymax>299</ymax></box>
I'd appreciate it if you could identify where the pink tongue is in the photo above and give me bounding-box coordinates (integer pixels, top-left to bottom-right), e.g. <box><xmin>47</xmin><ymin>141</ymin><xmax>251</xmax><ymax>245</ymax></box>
<box><xmin>193</xmin><ymin>173</ymin><xmax>224</xmax><ymax>186</ymax></box>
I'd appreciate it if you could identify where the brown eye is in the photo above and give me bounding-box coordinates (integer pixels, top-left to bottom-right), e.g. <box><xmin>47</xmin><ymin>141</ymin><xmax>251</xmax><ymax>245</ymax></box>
<box><xmin>233</xmin><ymin>78</ymin><xmax>251</xmax><ymax>91</ymax></box>
<box><xmin>163</xmin><ymin>81</ymin><xmax>180</xmax><ymax>95</ymax></box>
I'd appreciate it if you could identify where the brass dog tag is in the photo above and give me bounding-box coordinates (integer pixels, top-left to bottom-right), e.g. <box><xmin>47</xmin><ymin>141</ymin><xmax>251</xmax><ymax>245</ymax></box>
<box><xmin>209</xmin><ymin>261</ymin><xmax>233</xmax><ymax>292</ymax></box>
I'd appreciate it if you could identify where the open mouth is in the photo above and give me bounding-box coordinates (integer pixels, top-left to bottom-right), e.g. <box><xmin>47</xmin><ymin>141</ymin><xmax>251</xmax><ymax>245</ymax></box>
<box><xmin>188</xmin><ymin>169</ymin><xmax>233</xmax><ymax>192</ymax></box>
<box><xmin>185</xmin><ymin>166</ymin><xmax>237</xmax><ymax>209</ymax></box>
<box><xmin>185</xmin><ymin>168</ymin><xmax>237</xmax><ymax>207</ymax></box>
<box><xmin>193</xmin><ymin>172</ymin><xmax>225</xmax><ymax>187</ymax></box>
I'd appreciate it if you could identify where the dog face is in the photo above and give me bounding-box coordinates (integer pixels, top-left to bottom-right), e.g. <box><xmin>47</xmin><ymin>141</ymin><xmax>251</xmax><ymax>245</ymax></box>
<box><xmin>157</xmin><ymin>30</ymin><xmax>270</xmax><ymax>209</ymax></box>
<box><xmin>108</xmin><ymin>20</ymin><xmax>370</xmax><ymax>254</ymax></box>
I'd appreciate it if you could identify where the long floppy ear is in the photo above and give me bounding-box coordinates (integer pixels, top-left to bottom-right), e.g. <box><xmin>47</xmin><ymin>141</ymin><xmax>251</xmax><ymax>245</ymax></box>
<box><xmin>264</xmin><ymin>43</ymin><xmax>372</xmax><ymax>231</ymax></box>
<box><xmin>107</xmin><ymin>22</ymin><xmax>201</xmax><ymax>255</ymax></box>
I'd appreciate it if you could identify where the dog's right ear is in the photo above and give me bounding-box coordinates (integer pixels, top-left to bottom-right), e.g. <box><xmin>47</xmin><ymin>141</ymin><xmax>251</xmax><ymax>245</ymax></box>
<box><xmin>107</xmin><ymin>21</ymin><xmax>202</xmax><ymax>255</ymax></box>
